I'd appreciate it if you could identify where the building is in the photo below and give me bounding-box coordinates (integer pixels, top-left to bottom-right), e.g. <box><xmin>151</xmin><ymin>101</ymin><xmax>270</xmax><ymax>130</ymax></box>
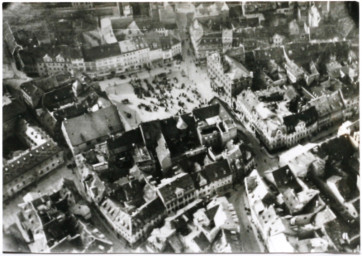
<box><xmin>222</xmin><ymin>142</ymin><xmax>255</xmax><ymax>181</ymax></box>
<box><xmin>146</xmin><ymin>195</ymin><xmax>242</xmax><ymax>253</ymax></box>
<box><xmin>212</xmin><ymin>229</ymin><xmax>243</xmax><ymax>252</ymax></box>
<box><xmin>193</xmin><ymin>196</ymin><xmax>240</xmax><ymax>242</ymax></box>
<box><xmin>3</xmin><ymin>119</ymin><xmax>64</xmax><ymax>201</ymax></box>
<box><xmin>156</xmin><ymin>172</ymin><xmax>196</xmax><ymax>214</ymax></box>
<box><xmin>284</xmin><ymin>58</ymin><xmax>305</xmax><ymax>84</ymax></box>
<box><xmin>61</xmin><ymin>105</ymin><xmax>124</xmax><ymax>155</ymax></box>
<box><xmin>16</xmin><ymin>179</ymin><xmax>113</xmax><ymax>253</ymax></box>
<box><xmin>196</xmin><ymin>160</ymin><xmax>233</xmax><ymax>198</ymax></box>
<box><xmin>158</xmin><ymin>3</ymin><xmax>177</xmax><ymax>23</ymax></box>
<box><xmin>194</xmin><ymin>2</ymin><xmax>229</xmax><ymax>19</ymax></box>
<box><xmin>245</xmin><ymin>170</ymin><xmax>334</xmax><ymax>253</ymax></box>
<box><xmin>20</xmin><ymin>72</ymin><xmax>73</xmax><ymax>108</ymax></box>
<box><xmin>16</xmin><ymin>45</ymin><xmax>85</xmax><ymax>77</ymax></box>
<box><xmin>338</xmin><ymin>120</ymin><xmax>359</xmax><ymax>149</ymax></box>
<box><xmin>146</xmin><ymin>221</ymin><xmax>184</xmax><ymax>252</ymax></box>
<box><xmin>36</xmin><ymin>46</ymin><xmax>84</xmax><ymax>77</ymax></box>
<box><xmin>3</xmin><ymin>93</ymin><xmax>26</xmax><ymax>140</ymax></box>
<box><xmin>272</xmin><ymin>33</ymin><xmax>285</xmax><ymax>46</ymax></box>
<box><xmin>118</xmin><ymin>37</ymin><xmax>151</xmax><ymax>70</ymax></box>
<box><xmin>75</xmin><ymin>151</ymin><xmax>167</xmax><ymax>246</ymax></box>
<box><xmin>193</xmin><ymin>104</ymin><xmax>237</xmax><ymax>148</ymax></box>
<box><xmin>303</xmin><ymin>89</ymin><xmax>346</xmax><ymax>130</ymax></box>
<box><xmin>189</xmin><ymin>18</ymin><xmax>231</xmax><ymax>60</ymax></box>
<box><xmin>308</xmin><ymin>4</ymin><xmax>321</xmax><ymax>28</ymax></box>
<box><xmin>99</xmin><ymin>196</ymin><xmax>166</xmax><ymax>246</ymax></box>
<box><xmin>71</xmin><ymin>103</ymin><xmax>255</xmax><ymax>248</ymax></box>
<box><xmin>28</xmin><ymin>2</ymin><xmax>121</xmax><ymax>17</ymax></box>
<box><xmin>82</xmin><ymin>43</ymin><xmax>123</xmax><ymax>76</ymax></box>
<box><xmin>236</xmin><ymin>87</ymin><xmax>319</xmax><ymax>150</ymax></box>
<box><xmin>304</xmin><ymin>61</ymin><xmax>320</xmax><ymax>86</ymax></box>
<box><xmin>207</xmin><ymin>52</ymin><xmax>253</xmax><ymax>106</ymax></box>
<box><xmin>35</xmin><ymin>76</ymin><xmax>111</xmax><ymax>139</ymax></box>
<box><xmin>270</xmin><ymin>166</ymin><xmax>323</xmax><ymax>215</ymax></box>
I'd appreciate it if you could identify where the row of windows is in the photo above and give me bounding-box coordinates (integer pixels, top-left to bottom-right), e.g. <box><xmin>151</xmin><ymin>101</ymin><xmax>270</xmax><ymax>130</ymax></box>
<box><xmin>6</xmin><ymin>158</ymin><xmax>62</xmax><ymax>196</ymax></box>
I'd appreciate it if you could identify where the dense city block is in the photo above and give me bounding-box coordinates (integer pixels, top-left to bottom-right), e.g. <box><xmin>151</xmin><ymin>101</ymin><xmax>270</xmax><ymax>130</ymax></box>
<box><xmin>3</xmin><ymin>2</ymin><xmax>359</xmax><ymax>253</ymax></box>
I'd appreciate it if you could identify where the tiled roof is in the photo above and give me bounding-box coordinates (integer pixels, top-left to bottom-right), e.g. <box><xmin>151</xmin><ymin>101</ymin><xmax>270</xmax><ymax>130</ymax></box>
<box><xmin>3</xmin><ymin>96</ymin><xmax>26</xmax><ymax>122</ymax></box>
<box><xmin>193</xmin><ymin>231</ymin><xmax>210</xmax><ymax>251</ymax></box>
<box><xmin>4</xmin><ymin>135</ymin><xmax>60</xmax><ymax>182</ymax></box>
<box><xmin>272</xmin><ymin>165</ymin><xmax>301</xmax><ymax>189</ymax></box>
<box><xmin>140</xmin><ymin>120</ymin><xmax>163</xmax><ymax>147</ymax></box>
<box><xmin>193</xmin><ymin>104</ymin><xmax>220</xmax><ymax>121</ymax></box>
<box><xmin>201</xmin><ymin>160</ymin><xmax>231</xmax><ymax>183</ymax></box>
<box><xmin>307</xmin><ymin>90</ymin><xmax>345</xmax><ymax>117</ymax></box>
<box><xmin>62</xmin><ymin>105</ymin><xmax>124</xmax><ymax>147</ymax></box>
<box><xmin>283</xmin><ymin>107</ymin><xmax>318</xmax><ymax>133</ymax></box>
<box><xmin>158</xmin><ymin>172</ymin><xmax>195</xmax><ymax>203</ymax></box>
<box><xmin>205</xmin><ymin>205</ymin><xmax>219</xmax><ymax>220</ymax></box>
<box><xmin>42</xmin><ymin>84</ymin><xmax>74</xmax><ymax>110</ymax></box>
<box><xmin>82</xmin><ymin>43</ymin><xmax>121</xmax><ymax>62</ymax></box>
<box><xmin>107</xmin><ymin>128</ymin><xmax>144</xmax><ymax>151</ymax></box>
<box><xmin>224</xmin><ymin>55</ymin><xmax>251</xmax><ymax>80</ymax></box>
<box><xmin>20</xmin><ymin>80</ymin><xmax>42</xmax><ymax>95</ymax></box>
<box><xmin>110</xmin><ymin>17</ymin><xmax>134</xmax><ymax>30</ymax></box>
<box><xmin>21</xmin><ymin>72</ymin><xmax>71</xmax><ymax>95</ymax></box>
<box><xmin>37</xmin><ymin>45</ymin><xmax>83</xmax><ymax>61</ymax></box>
<box><xmin>132</xmin><ymin>197</ymin><xmax>166</xmax><ymax>233</ymax></box>
<box><xmin>159</xmin><ymin>35</ymin><xmax>180</xmax><ymax>50</ymax></box>
<box><xmin>144</xmin><ymin>32</ymin><xmax>162</xmax><ymax>50</ymax></box>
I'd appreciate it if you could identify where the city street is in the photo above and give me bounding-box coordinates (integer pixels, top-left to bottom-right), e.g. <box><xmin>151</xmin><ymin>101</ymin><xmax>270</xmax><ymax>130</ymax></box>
<box><xmin>229</xmin><ymin>184</ymin><xmax>266</xmax><ymax>252</ymax></box>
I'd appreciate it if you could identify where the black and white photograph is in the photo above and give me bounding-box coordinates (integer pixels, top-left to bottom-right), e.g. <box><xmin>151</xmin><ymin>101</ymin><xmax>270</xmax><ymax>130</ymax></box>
<box><xmin>2</xmin><ymin>1</ymin><xmax>360</xmax><ymax>253</ymax></box>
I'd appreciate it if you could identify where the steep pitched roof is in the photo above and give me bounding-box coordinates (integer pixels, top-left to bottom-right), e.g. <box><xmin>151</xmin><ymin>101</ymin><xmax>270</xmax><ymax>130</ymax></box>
<box><xmin>82</xmin><ymin>43</ymin><xmax>121</xmax><ymax>62</ymax></box>
<box><xmin>201</xmin><ymin>160</ymin><xmax>231</xmax><ymax>183</ymax></box>
<box><xmin>107</xmin><ymin>128</ymin><xmax>144</xmax><ymax>151</ymax></box>
<box><xmin>193</xmin><ymin>104</ymin><xmax>220</xmax><ymax>121</ymax></box>
<box><xmin>193</xmin><ymin>232</ymin><xmax>210</xmax><ymax>251</ymax></box>
<box><xmin>158</xmin><ymin>173</ymin><xmax>195</xmax><ymax>203</ymax></box>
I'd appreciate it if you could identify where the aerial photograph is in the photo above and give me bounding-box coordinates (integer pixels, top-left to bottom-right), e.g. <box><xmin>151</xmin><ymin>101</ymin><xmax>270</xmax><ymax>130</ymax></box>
<box><xmin>2</xmin><ymin>1</ymin><xmax>360</xmax><ymax>253</ymax></box>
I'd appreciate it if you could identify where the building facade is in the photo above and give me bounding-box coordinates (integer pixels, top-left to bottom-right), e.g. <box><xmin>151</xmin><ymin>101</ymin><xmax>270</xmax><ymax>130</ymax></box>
<box><xmin>207</xmin><ymin>52</ymin><xmax>253</xmax><ymax>106</ymax></box>
<box><xmin>3</xmin><ymin>120</ymin><xmax>64</xmax><ymax>200</ymax></box>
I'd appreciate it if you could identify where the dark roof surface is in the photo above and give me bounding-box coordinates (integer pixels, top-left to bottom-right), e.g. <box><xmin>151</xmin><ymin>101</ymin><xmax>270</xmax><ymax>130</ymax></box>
<box><xmin>201</xmin><ymin>159</ymin><xmax>231</xmax><ymax>183</ymax></box>
<box><xmin>107</xmin><ymin>128</ymin><xmax>144</xmax><ymax>150</ymax></box>
<box><xmin>132</xmin><ymin>197</ymin><xmax>166</xmax><ymax>233</ymax></box>
<box><xmin>193</xmin><ymin>104</ymin><xmax>220</xmax><ymax>121</ymax></box>
<box><xmin>158</xmin><ymin>173</ymin><xmax>195</xmax><ymax>203</ymax></box>
<box><xmin>82</xmin><ymin>43</ymin><xmax>121</xmax><ymax>62</ymax></box>
<box><xmin>193</xmin><ymin>232</ymin><xmax>210</xmax><ymax>251</ymax></box>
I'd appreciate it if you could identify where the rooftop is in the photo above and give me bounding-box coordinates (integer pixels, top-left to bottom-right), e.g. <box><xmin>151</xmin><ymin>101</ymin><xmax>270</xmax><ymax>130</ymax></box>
<box><xmin>62</xmin><ymin>105</ymin><xmax>124</xmax><ymax>147</ymax></box>
<box><xmin>200</xmin><ymin>159</ymin><xmax>231</xmax><ymax>184</ymax></box>
<box><xmin>82</xmin><ymin>43</ymin><xmax>121</xmax><ymax>62</ymax></box>
<box><xmin>157</xmin><ymin>172</ymin><xmax>195</xmax><ymax>203</ymax></box>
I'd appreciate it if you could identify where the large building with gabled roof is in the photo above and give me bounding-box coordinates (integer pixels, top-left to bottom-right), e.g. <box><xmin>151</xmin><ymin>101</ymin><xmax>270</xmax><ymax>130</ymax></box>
<box><xmin>61</xmin><ymin>105</ymin><xmax>124</xmax><ymax>155</ymax></box>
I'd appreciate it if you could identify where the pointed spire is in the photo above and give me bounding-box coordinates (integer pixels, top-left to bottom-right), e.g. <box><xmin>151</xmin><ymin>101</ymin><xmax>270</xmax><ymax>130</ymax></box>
<box><xmin>176</xmin><ymin>116</ymin><xmax>188</xmax><ymax>130</ymax></box>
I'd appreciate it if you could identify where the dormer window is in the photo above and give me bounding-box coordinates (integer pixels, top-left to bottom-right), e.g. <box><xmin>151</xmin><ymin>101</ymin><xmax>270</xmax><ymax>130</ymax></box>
<box><xmin>175</xmin><ymin>187</ymin><xmax>184</xmax><ymax>198</ymax></box>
